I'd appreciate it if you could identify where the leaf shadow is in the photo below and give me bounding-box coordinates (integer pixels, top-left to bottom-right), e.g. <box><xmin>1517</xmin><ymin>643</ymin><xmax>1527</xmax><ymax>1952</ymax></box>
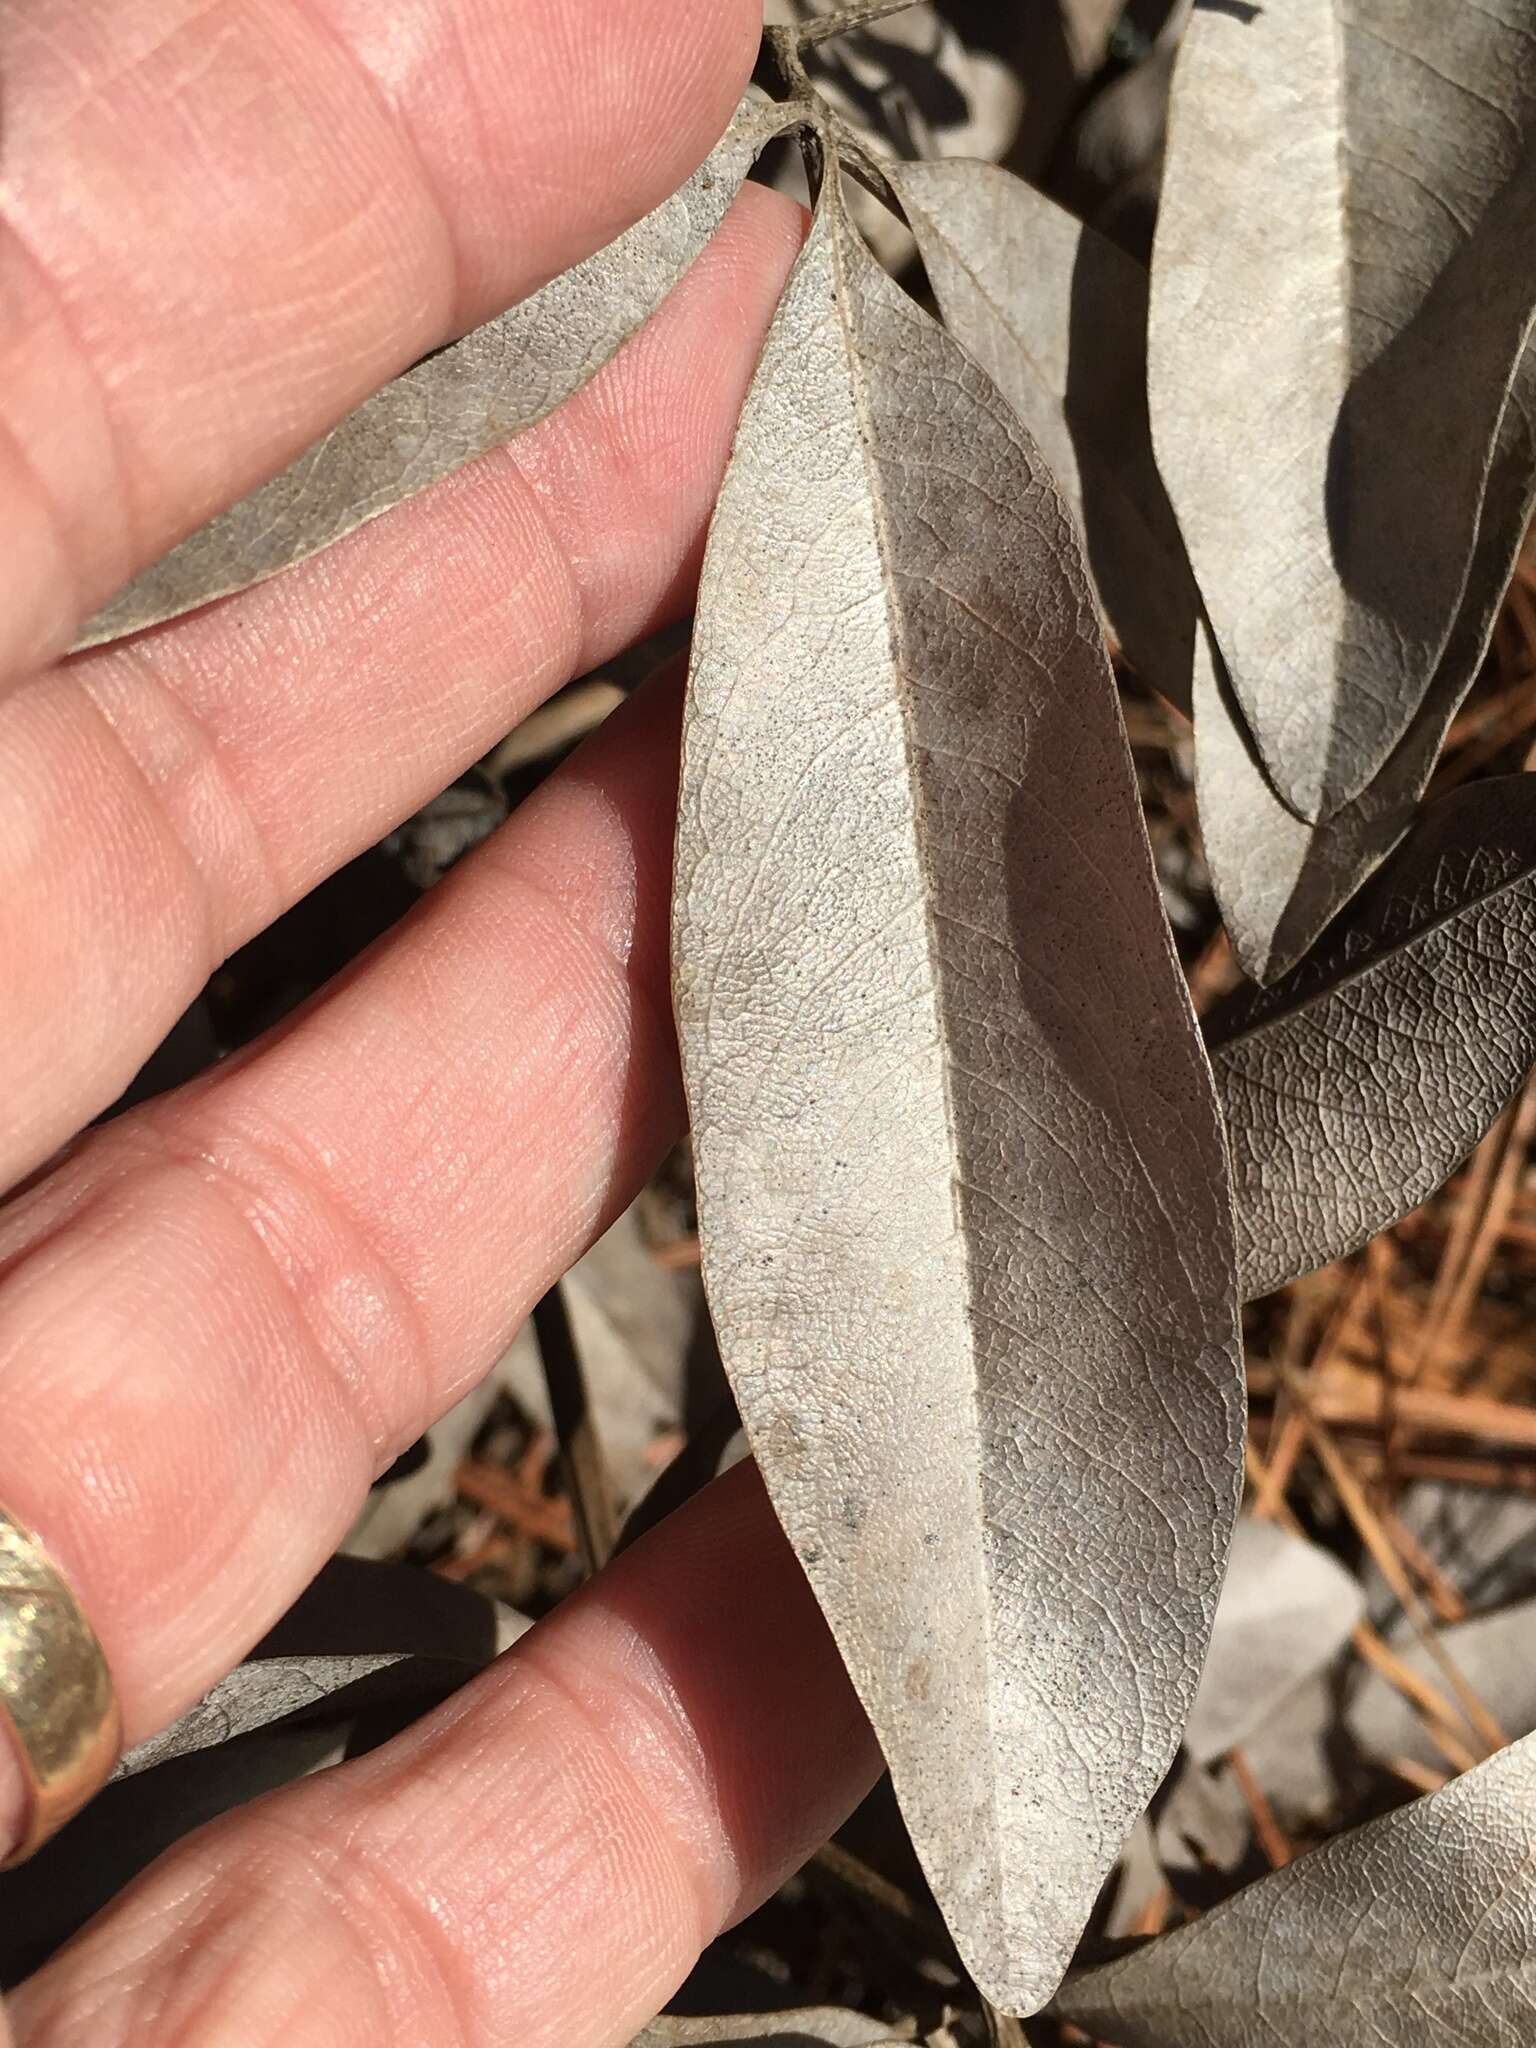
<box><xmin>1318</xmin><ymin>134</ymin><xmax>1536</xmax><ymax>803</ymax></box>
<box><xmin>1064</xmin><ymin>225</ymin><xmax>1200</xmax><ymax>715</ymax></box>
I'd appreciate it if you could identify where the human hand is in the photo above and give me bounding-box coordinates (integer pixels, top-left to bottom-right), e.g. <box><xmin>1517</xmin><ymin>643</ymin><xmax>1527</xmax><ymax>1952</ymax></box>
<box><xmin>0</xmin><ymin>3</ymin><xmax>879</xmax><ymax>2039</ymax></box>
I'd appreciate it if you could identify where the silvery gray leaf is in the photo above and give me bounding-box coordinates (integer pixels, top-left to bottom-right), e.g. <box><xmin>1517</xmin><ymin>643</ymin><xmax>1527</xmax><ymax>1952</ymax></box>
<box><xmin>1196</xmin><ymin>340</ymin><xmax>1536</xmax><ymax>985</ymax></box>
<box><xmin>1348</xmin><ymin>1596</ymin><xmax>1536</xmax><ymax>1773</ymax></box>
<box><xmin>887</xmin><ymin>154</ymin><xmax>1198</xmax><ymax>712</ymax></box>
<box><xmin>74</xmin><ymin>93</ymin><xmax>794</xmax><ymax>649</ymax></box>
<box><xmin>1055</xmin><ymin>1731</ymin><xmax>1536</xmax><ymax>2046</ymax></box>
<box><xmin>1184</xmin><ymin>1518</ymin><xmax>1364</xmax><ymax>1766</ymax></box>
<box><xmin>1236</xmin><ymin>1674</ymin><xmax>1347</xmax><ymax>1836</ymax></box>
<box><xmin>1152</xmin><ymin>1757</ymin><xmax>1256</xmax><ymax>1895</ymax></box>
<box><xmin>1207</xmin><ymin>778</ymin><xmax>1536</xmax><ymax>1300</ymax></box>
<box><xmin>114</xmin><ymin>1653</ymin><xmax>435</xmax><ymax>1778</ymax></box>
<box><xmin>674</xmin><ymin>169</ymin><xmax>1242</xmax><ymax>2016</ymax></box>
<box><xmin>632</xmin><ymin>2012</ymin><xmax>907</xmax><ymax>2048</ymax></box>
<box><xmin>1</xmin><ymin>1557</ymin><xmax>503</xmax><ymax>1986</ymax></box>
<box><xmin>1051</xmin><ymin>0</ymin><xmax>1191</xmax><ymax>258</ymax></box>
<box><xmin>1153</xmin><ymin>0</ymin><xmax>1536</xmax><ymax>821</ymax></box>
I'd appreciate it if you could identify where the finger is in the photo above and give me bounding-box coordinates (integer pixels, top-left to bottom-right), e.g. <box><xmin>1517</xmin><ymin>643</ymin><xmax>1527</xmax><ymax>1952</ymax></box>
<box><xmin>0</xmin><ymin>183</ymin><xmax>803</xmax><ymax>1192</ymax></box>
<box><xmin>0</xmin><ymin>0</ymin><xmax>760</xmax><ymax>677</ymax></box>
<box><xmin>7</xmin><ymin>1463</ymin><xmax>883</xmax><ymax>2048</ymax></box>
<box><xmin>0</xmin><ymin>664</ymin><xmax>696</xmax><ymax>1859</ymax></box>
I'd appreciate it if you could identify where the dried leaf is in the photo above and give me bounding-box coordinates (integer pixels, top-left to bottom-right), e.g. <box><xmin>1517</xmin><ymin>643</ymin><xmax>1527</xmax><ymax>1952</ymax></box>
<box><xmin>1194</xmin><ymin>628</ymin><xmax>1444</xmax><ymax>988</ymax></box>
<box><xmin>1196</xmin><ymin>340</ymin><xmax>1536</xmax><ymax>984</ymax></box>
<box><xmin>887</xmin><ymin>155</ymin><xmax>1198</xmax><ymax>711</ymax></box>
<box><xmin>1184</xmin><ymin>1518</ymin><xmax>1364</xmax><ymax>1766</ymax></box>
<box><xmin>1348</xmin><ymin>1596</ymin><xmax>1536</xmax><ymax>1772</ymax></box>
<box><xmin>674</xmin><ymin>172</ymin><xmax>1243</xmax><ymax>2014</ymax></box>
<box><xmin>632</xmin><ymin>2013</ymin><xmax>906</xmax><ymax>2048</ymax></box>
<box><xmin>74</xmin><ymin>93</ymin><xmax>793</xmax><ymax>649</ymax></box>
<box><xmin>1051</xmin><ymin>0</ymin><xmax>1192</xmax><ymax>259</ymax></box>
<box><xmin>1055</xmin><ymin>1731</ymin><xmax>1536</xmax><ymax>2046</ymax></box>
<box><xmin>1153</xmin><ymin>0</ymin><xmax>1536</xmax><ymax>821</ymax></box>
<box><xmin>114</xmin><ymin>1652</ymin><xmax>469</xmax><ymax>1778</ymax></box>
<box><xmin>0</xmin><ymin>1558</ymin><xmax>506</xmax><ymax>1986</ymax></box>
<box><xmin>1206</xmin><ymin>778</ymin><xmax>1536</xmax><ymax>1301</ymax></box>
<box><xmin>1369</xmin><ymin>1480</ymin><xmax>1536</xmax><ymax>1620</ymax></box>
<box><xmin>1151</xmin><ymin>1756</ymin><xmax>1258</xmax><ymax>1898</ymax></box>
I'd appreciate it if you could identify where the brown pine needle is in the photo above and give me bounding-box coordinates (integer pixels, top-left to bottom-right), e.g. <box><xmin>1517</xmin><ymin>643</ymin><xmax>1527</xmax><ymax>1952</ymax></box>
<box><xmin>1245</xmin><ymin>1440</ymin><xmax>1481</xmax><ymax>1777</ymax></box>
<box><xmin>1410</xmin><ymin>1086</ymin><xmax>1536</xmax><ymax>1393</ymax></box>
<box><xmin>1279</xmin><ymin>1366</ymin><xmax>1507</xmax><ymax>1758</ymax></box>
<box><xmin>1229</xmin><ymin>1749</ymin><xmax>1295</xmax><ymax>1868</ymax></box>
<box><xmin>1385</xmin><ymin>1756</ymin><xmax>1453</xmax><ymax>1799</ymax></box>
<box><xmin>1373</xmin><ymin>1498</ymin><xmax>1468</xmax><ymax>1626</ymax></box>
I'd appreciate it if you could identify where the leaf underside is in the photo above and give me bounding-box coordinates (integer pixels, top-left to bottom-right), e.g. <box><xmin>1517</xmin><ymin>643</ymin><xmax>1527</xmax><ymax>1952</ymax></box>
<box><xmin>885</xmin><ymin>154</ymin><xmax>1198</xmax><ymax>716</ymax></box>
<box><xmin>1153</xmin><ymin>0</ymin><xmax>1536</xmax><ymax>823</ymax></box>
<box><xmin>1197</xmin><ymin>334</ymin><xmax>1536</xmax><ymax>985</ymax></box>
<box><xmin>674</xmin><ymin>174</ymin><xmax>1242</xmax><ymax>2016</ymax></box>
<box><xmin>73</xmin><ymin>94</ymin><xmax>793</xmax><ymax>651</ymax></box>
<box><xmin>1205</xmin><ymin>777</ymin><xmax>1536</xmax><ymax>1302</ymax></box>
<box><xmin>631</xmin><ymin>2012</ymin><xmax>905</xmax><ymax>2048</ymax></box>
<box><xmin>1054</xmin><ymin>1730</ymin><xmax>1536</xmax><ymax>2047</ymax></box>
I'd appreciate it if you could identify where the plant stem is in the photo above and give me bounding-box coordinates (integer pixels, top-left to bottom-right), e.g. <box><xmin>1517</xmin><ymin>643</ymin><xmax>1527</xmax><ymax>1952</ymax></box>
<box><xmin>797</xmin><ymin>1</ymin><xmax>923</xmax><ymax>50</ymax></box>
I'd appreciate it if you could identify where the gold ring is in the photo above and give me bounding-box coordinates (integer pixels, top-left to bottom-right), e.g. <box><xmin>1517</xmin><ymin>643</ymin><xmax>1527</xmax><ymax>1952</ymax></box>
<box><xmin>0</xmin><ymin>1505</ymin><xmax>120</xmax><ymax>1866</ymax></box>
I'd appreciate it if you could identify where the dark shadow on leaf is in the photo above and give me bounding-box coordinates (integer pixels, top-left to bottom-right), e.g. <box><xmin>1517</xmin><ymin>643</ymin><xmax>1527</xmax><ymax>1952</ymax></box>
<box><xmin>1317</xmin><ymin>155</ymin><xmax>1536</xmax><ymax>808</ymax></box>
<box><xmin>1065</xmin><ymin>228</ymin><xmax>1200</xmax><ymax>713</ymax></box>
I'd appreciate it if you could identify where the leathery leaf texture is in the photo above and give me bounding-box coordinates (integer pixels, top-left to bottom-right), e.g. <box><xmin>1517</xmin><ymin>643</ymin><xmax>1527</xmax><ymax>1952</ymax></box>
<box><xmin>1054</xmin><ymin>1729</ymin><xmax>1536</xmax><ymax>2047</ymax></box>
<box><xmin>1207</xmin><ymin>777</ymin><xmax>1536</xmax><ymax>1302</ymax></box>
<box><xmin>75</xmin><ymin>92</ymin><xmax>792</xmax><ymax>650</ymax></box>
<box><xmin>673</xmin><ymin>171</ymin><xmax>1244</xmax><ymax>2015</ymax></box>
<box><xmin>1153</xmin><ymin>0</ymin><xmax>1536</xmax><ymax>823</ymax></box>
<box><xmin>1195</xmin><ymin>326</ymin><xmax>1536</xmax><ymax>986</ymax></box>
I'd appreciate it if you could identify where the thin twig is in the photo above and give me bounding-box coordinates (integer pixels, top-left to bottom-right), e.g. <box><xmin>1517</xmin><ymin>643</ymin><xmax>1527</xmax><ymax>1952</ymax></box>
<box><xmin>812</xmin><ymin>1840</ymin><xmax>951</xmax><ymax>1945</ymax></box>
<box><xmin>1279</xmin><ymin>1366</ymin><xmax>1507</xmax><ymax>1757</ymax></box>
<box><xmin>1245</xmin><ymin>1441</ymin><xmax>1480</xmax><ymax>1776</ymax></box>
<box><xmin>1248</xmin><ymin>1360</ymin><xmax>1536</xmax><ymax>1453</ymax></box>
<box><xmin>1347</xmin><ymin>1630</ymin><xmax>1482</xmax><ymax>1777</ymax></box>
<box><xmin>1228</xmin><ymin>1749</ymin><xmax>1294</xmax><ymax>1868</ymax></box>
<box><xmin>1126</xmin><ymin>1885</ymin><xmax>1173</xmax><ymax>1939</ymax></box>
<box><xmin>1374</xmin><ymin>1499</ymin><xmax>1468</xmax><ymax>1626</ymax></box>
<box><xmin>1384</xmin><ymin>1756</ymin><xmax>1452</xmax><ymax>1798</ymax></box>
<box><xmin>1409</xmin><ymin>1089</ymin><xmax>1534</xmax><ymax>1391</ymax></box>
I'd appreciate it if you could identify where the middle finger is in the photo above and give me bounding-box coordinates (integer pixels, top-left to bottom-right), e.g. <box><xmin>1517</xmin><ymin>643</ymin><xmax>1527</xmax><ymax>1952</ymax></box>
<box><xmin>0</xmin><ymin>184</ymin><xmax>800</xmax><ymax>1191</ymax></box>
<box><xmin>0</xmin><ymin>661</ymin><xmax>691</xmax><ymax>1857</ymax></box>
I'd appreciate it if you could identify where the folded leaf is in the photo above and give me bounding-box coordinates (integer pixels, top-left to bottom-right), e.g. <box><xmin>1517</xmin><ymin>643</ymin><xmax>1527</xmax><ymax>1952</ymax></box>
<box><xmin>887</xmin><ymin>155</ymin><xmax>1198</xmax><ymax>712</ymax></box>
<box><xmin>1206</xmin><ymin>778</ymin><xmax>1536</xmax><ymax>1301</ymax></box>
<box><xmin>1197</xmin><ymin>339</ymin><xmax>1536</xmax><ymax>984</ymax></box>
<box><xmin>1153</xmin><ymin>0</ymin><xmax>1536</xmax><ymax>821</ymax></box>
<box><xmin>1055</xmin><ymin>1730</ymin><xmax>1536</xmax><ymax>2046</ymax></box>
<box><xmin>74</xmin><ymin>93</ymin><xmax>794</xmax><ymax>650</ymax></box>
<box><xmin>674</xmin><ymin>172</ymin><xmax>1243</xmax><ymax>2016</ymax></box>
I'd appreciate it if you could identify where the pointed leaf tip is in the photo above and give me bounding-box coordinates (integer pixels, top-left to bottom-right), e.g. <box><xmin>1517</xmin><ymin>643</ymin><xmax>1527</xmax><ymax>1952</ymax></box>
<box><xmin>1153</xmin><ymin>0</ymin><xmax>1536</xmax><ymax>820</ymax></box>
<box><xmin>675</xmin><ymin>177</ymin><xmax>1242</xmax><ymax>2014</ymax></box>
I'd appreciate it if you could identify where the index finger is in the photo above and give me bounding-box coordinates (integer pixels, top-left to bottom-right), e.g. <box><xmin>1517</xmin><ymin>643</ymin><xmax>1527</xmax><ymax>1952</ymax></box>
<box><xmin>0</xmin><ymin>0</ymin><xmax>758</xmax><ymax>677</ymax></box>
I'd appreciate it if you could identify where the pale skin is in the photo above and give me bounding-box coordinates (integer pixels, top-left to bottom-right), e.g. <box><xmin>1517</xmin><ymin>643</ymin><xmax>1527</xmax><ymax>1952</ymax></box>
<box><xmin>0</xmin><ymin>2</ymin><xmax>883</xmax><ymax>2040</ymax></box>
